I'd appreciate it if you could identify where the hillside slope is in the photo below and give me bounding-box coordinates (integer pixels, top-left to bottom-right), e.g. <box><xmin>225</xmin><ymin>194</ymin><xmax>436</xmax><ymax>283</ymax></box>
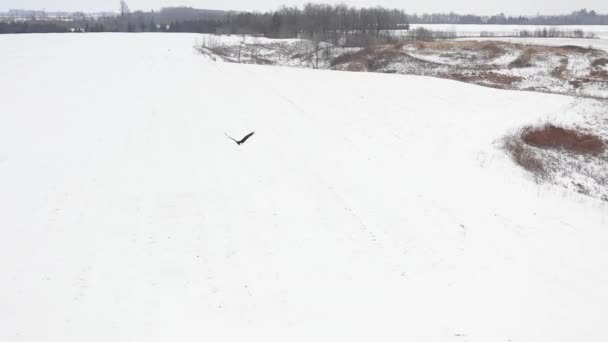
<box><xmin>0</xmin><ymin>33</ymin><xmax>607</xmax><ymax>342</ymax></box>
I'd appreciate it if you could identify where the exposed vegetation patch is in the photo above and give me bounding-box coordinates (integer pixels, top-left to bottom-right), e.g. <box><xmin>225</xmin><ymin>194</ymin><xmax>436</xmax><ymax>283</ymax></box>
<box><xmin>589</xmin><ymin>69</ymin><xmax>608</xmax><ymax>80</ymax></box>
<box><xmin>329</xmin><ymin>48</ymin><xmax>374</xmax><ymax>70</ymax></box>
<box><xmin>504</xmin><ymin>136</ymin><xmax>548</xmax><ymax>180</ymax></box>
<box><xmin>521</xmin><ymin>124</ymin><xmax>605</xmax><ymax>155</ymax></box>
<box><xmin>503</xmin><ymin>116</ymin><xmax>608</xmax><ymax>202</ymax></box>
<box><xmin>198</xmin><ymin>38</ymin><xmax>608</xmax><ymax>99</ymax></box>
<box><xmin>330</xmin><ymin>45</ymin><xmax>409</xmax><ymax>71</ymax></box>
<box><xmin>509</xmin><ymin>48</ymin><xmax>536</xmax><ymax>68</ymax></box>
<box><xmin>592</xmin><ymin>58</ymin><xmax>608</xmax><ymax>67</ymax></box>
<box><xmin>551</xmin><ymin>58</ymin><xmax>569</xmax><ymax>80</ymax></box>
<box><xmin>444</xmin><ymin>72</ymin><xmax>523</xmax><ymax>88</ymax></box>
<box><xmin>413</xmin><ymin>40</ymin><xmax>503</xmax><ymax>54</ymax></box>
<box><xmin>560</xmin><ymin>45</ymin><xmax>597</xmax><ymax>54</ymax></box>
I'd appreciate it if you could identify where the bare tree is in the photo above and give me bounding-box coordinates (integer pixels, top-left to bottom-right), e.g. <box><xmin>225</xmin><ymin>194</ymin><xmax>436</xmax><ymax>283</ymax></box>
<box><xmin>119</xmin><ymin>1</ymin><xmax>131</xmax><ymax>32</ymax></box>
<box><xmin>120</xmin><ymin>1</ymin><xmax>130</xmax><ymax>17</ymax></box>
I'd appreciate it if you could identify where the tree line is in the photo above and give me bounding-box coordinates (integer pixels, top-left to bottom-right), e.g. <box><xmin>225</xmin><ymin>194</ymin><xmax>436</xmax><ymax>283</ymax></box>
<box><xmin>408</xmin><ymin>9</ymin><xmax>608</xmax><ymax>25</ymax></box>
<box><xmin>0</xmin><ymin>21</ymin><xmax>68</xmax><ymax>33</ymax></box>
<box><xmin>2</xmin><ymin>3</ymin><xmax>608</xmax><ymax>36</ymax></box>
<box><xmin>1</xmin><ymin>2</ymin><xmax>409</xmax><ymax>43</ymax></box>
<box><xmin>218</xmin><ymin>4</ymin><xmax>409</xmax><ymax>39</ymax></box>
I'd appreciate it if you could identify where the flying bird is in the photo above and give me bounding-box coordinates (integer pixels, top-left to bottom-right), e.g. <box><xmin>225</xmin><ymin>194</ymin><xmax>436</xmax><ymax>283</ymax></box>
<box><xmin>225</xmin><ymin>131</ymin><xmax>255</xmax><ymax>145</ymax></box>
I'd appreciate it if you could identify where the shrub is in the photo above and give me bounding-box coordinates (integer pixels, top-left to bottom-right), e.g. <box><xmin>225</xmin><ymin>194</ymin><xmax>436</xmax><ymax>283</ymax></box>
<box><xmin>592</xmin><ymin>58</ymin><xmax>608</xmax><ymax>67</ymax></box>
<box><xmin>504</xmin><ymin>137</ymin><xmax>548</xmax><ymax>179</ymax></box>
<box><xmin>330</xmin><ymin>48</ymin><xmax>372</xmax><ymax>68</ymax></box>
<box><xmin>509</xmin><ymin>48</ymin><xmax>535</xmax><ymax>68</ymax></box>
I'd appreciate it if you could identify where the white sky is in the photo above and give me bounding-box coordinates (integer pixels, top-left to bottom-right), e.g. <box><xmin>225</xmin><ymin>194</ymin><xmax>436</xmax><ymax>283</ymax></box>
<box><xmin>1</xmin><ymin>0</ymin><xmax>607</xmax><ymax>16</ymax></box>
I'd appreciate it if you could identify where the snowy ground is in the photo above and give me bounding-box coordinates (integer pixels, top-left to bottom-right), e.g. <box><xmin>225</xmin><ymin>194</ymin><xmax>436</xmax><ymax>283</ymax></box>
<box><xmin>1</xmin><ymin>33</ymin><xmax>608</xmax><ymax>342</ymax></box>
<box><xmin>200</xmin><ymin>37</ymin><xmax>608</xmax><ymax>99</ymax></box>
<box><xmin>461</xmin><ymin>36</ymin><xmax>608</xmax><ymax>53</ymax></box>
<box><xmin>410</xmin><ymin>24</ymin><xmax>608</xmax><ymax>39</ymax></box>
<box><xmin>410</xmin><ymin>24</ymin><xmax>608</xmax><ymax>52</ymax></box>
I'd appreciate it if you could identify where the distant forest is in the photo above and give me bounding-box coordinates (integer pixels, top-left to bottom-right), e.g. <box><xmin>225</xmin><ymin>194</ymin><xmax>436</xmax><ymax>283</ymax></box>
<box><xmin>0</xmin><ymin>2</ymin><xmax>409</xmax><ymax>40</ymax></box>
<box><xmin>1</xmin><ymin>3</ymin><xmax>607</xmax><ymax>36</ymax></box>
<box><xmin>409</xmin><ymin>9</ymin><xmax>608</xmax><ymax>25</ymax></box>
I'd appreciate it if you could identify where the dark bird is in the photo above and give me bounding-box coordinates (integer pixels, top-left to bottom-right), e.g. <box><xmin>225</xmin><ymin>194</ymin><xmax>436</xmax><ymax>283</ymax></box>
<box><xmin>225</xmin><ymin>131</ymin><xmax>255</xmax><ymax>145</ymax></box>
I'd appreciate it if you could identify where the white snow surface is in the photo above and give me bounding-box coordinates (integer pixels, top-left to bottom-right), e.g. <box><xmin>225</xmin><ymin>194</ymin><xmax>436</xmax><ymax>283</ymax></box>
<box><xmin>408</xmin><ymin>24</ymin><xmax>608</xmax><ymax>52</ymax></box>
<box><xmin>410</xmin><ymin>24</ymin><xmax>608</xmax><ymax>39</ymax></box>
<box><xmin>1</xmin><ymin>33</ymin><xmax>608</xmax><ymax>342</ymax></box>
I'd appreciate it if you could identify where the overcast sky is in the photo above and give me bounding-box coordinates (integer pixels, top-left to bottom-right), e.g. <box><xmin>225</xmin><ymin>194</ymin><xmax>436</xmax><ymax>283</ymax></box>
<box><xmin>2</xmin><ymin>0</ymin><xmax>608</xmax><ymax>16</ymax></box>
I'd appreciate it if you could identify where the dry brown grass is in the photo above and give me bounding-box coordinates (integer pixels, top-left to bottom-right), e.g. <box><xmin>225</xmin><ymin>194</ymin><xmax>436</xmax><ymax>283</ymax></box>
<box><xmin>330</xmin><ymin>45</ymin><xmax>407</xmax><ymax>71</ymax></box>
<box><xmin>504</xmin><ymin>137</ymin><xmax>548</xmax><ymax>179</ymax></box>
<box><xmin>506</xmin><ymin>45</ymin><xmax>598</xmax><ymax>69</ymax></box>
<box><xmin>504</xmin><ymin>124</ymin><xmax>605</xmax><ymax>180</ymax></box>
<box><xmin>445</xmin><ymin>72</ymin><xmax>522</xmax><ymax>87</ymax></box>
<box><xmin>521</xmin><ymin>124</ymin><xmax>605</xmax><ymax>155</ymax></box>
<box><xmin>343</xmin><ymin>62</ymin><xmax>368</xmax><ymax>71</ymax></box>
<box><xmin>589</xmin><ymin>69</ymin><xmax>608</xmax><ymax>80</ymax></box>
<box><xmin>329</xmin><ymin>40</ymin><xmax>608</xmax><ymax>99</ymax></box>
<box><xmin>393</xmin><ymin>41</ymin><xmax>407</xmax><ymax>50</ymax></box>
<box><xmin>251</xmin><ymin>56</ymin><xmax>274</xmax><ymax>65</ymax></box>
<box><xmin>559</xmin><ymin>45</ymin><xmax>596</xmax><ymax>54</ymax></box>
<box><xmin>413</xmin><ymin>41</ymin><xmax>595</xmax><ymax>62</ymax></box>
<box><xmin>410</xmin><ymin>40</ymin><xmax>506</xmax><ymax>58</ymax></box>
<box><xmin>551</xmin><ymin>58</ymin><xmax>569</xmax><ymax>79</ymax></box>
<box><xmin>479</xmin><ymin>42</ymin><xmax>505</xmax><ymax>59</ymax></box>
<box><xmin>591</xmin><ymin>57</ymin><xmax>608</xmax><ymax>67</ymax></box>
<box><xmin>330</xmin><ymin>48</ymin><xmax>373</xmax><ymax>68</ymax></box>
<box><xmin>504</xmin><ymin>122</ymin><xmax>608</xmax><ymax>201</ymax></box>
<box><xmin>509</xmin><ymin>48</ymin><xmax>536</xmax><ymax>68</ymax></box>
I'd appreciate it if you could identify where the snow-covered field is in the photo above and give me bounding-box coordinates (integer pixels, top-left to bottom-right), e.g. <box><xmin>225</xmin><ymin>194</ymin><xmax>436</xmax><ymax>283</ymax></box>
<box><xmin>1</xmin><ymin>33</ymin><xmax>607</xmax><ymax>342</ymax></box>
<box><xmin>411</xmin><ymin>24</ymin><xmax>608</xmax><ymax>39</ymax></box>
<box><xmin>407</xmin><ymin>24</ymin><xmax>608</xmax><ymax>52</ymax></box>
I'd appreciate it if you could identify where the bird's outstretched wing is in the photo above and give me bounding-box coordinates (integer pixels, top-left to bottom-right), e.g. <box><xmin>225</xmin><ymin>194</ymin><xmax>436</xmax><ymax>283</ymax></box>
<box><xmin>238</xmin><ymin>132</ymin><xmax>255</xmax><ymax>144</ymax></box>
<box><xmin>225</xmin><ymin>132</ymin><xmax>240</xmax><ymax>144</ymax></box>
